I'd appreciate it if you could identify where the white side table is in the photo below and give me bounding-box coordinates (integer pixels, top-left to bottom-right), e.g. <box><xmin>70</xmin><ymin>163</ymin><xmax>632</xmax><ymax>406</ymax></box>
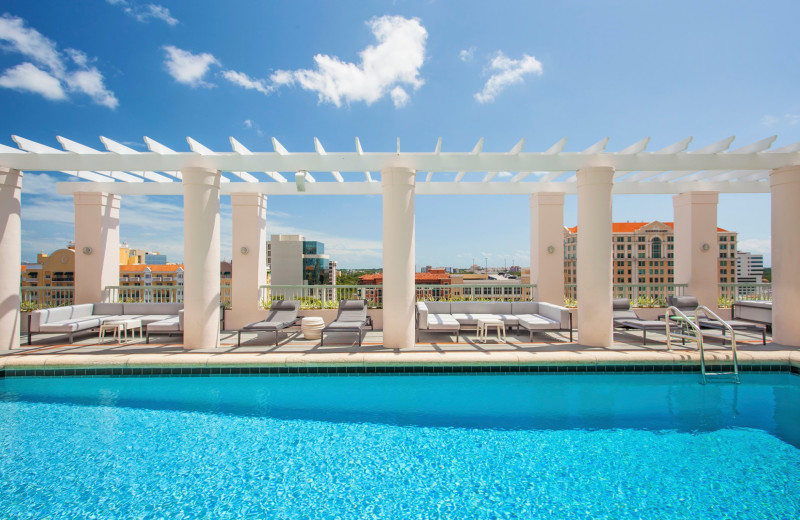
<box><xmin>301</xmin><ymin>317</ymin><xmax>325</xmax><ymax>340</ymax></box>
<box><xmin>477</xmin><ymin>318</ymin><xmax>506</xmax><ymax>343</ymax></box>
<box><xmin>99</xmin><ymin>318</ymin><xmax>143</xmax><ymax>343</ymax></box>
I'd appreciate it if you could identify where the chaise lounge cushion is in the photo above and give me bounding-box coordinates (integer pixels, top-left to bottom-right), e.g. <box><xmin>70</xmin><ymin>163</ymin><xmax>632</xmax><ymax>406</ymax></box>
<box><xmin>517</xmin><ymin>314</ymin><xmax>561</xmax><ymax>330</ymax></box>
<box><xmin>426</xmin><ymin>313</ymin><xmax>460</xmax><ymax>331</ymax></box>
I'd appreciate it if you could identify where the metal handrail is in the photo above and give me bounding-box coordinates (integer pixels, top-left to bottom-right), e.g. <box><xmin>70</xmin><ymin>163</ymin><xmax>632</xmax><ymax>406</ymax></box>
<box><xmin>664</xmin><ymin>306</ymin><xmax>707</xmax><ymax>382</ymax></box>
<box><xmin>695</xmin><ymin>305</ymin><xmax>740</xmax><ymax>383</ymax></box>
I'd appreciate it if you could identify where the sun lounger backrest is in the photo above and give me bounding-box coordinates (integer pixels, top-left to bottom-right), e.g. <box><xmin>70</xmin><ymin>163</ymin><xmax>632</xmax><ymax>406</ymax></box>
<box><xmin>266</xmin><ymin>300</ymin><xmax>300</xmax><ymax>323</ymax></box>
<box><xmin>336</xmin><ymin>300</ymin><xmax>367</xmax><ymax>322</ymax></box>
<box><xmin>667</xmin><ymin>296</ymin><xmax>699</xmax><ymax>311</ymax></box>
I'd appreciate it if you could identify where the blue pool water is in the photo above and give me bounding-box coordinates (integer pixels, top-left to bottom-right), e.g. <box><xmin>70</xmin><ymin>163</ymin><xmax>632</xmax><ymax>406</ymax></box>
<box><xmin>1</xmin><ymin>373</ymin><xmax>798</xmax><ymax>519</ymax></box>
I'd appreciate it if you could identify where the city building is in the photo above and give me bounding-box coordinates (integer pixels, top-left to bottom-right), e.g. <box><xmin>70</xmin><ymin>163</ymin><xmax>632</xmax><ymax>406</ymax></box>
<box><xmin>20</xmin><ymin>247</ymin><xmax>75</xmax><ymax>288</ymax></box>
<box><xmin>119</xmin><ymin>243</ymin><xmax>168</xmax><ymax>266</ymax></box>
<box><xmin>267</xmin><ymin>234</ymin><xmax>332</xmax><ymax>285</ymax></box>
<box><xmin>358</xmin><ymin>268</ymin><xmax>532</xmax><ymax>301</ymax></box>
<box><xmin>736</xmin><ymin>251</ymin><xmax>765</xmax><ymax>283</ymax></box>
<box><xmin>564</xmin><ymin>221</ymin><xmax>737</xmax><ymax>287</ymax></box>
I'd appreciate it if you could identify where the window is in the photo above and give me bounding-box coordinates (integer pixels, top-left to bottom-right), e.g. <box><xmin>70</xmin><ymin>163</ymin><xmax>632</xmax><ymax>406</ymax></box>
<box><xmin>638</xmin><ymin>237</ymin><xmax>645</xmax><ymax>242</ymax></box>
<box><xmin>638</xmin><ymin>253</ymin><xmax>645</xmax><ymax>258</ymax></box>
<box><xmin>652</xmin><ymin>237</ymin><xmax>662</xmax><ymax>259</ymax></box>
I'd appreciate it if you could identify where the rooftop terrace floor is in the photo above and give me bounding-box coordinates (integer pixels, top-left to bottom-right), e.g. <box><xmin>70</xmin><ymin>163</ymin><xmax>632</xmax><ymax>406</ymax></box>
<box><xmin>3</xmin><ymin>328</ymin><xmax>799</xmax><ymax>374</ymax></box>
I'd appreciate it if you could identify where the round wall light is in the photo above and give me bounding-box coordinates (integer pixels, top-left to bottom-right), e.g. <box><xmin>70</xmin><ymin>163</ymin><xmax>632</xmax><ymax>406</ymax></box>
<box><xmin>546</xmin><ymin>245</ymin><xmax>555</xmax><ymax>254</ymax></box>
<box><xmin>240</xmin><ymin>246</ymin><xmax>249</xmax><ymax>255</ymax></box>
<box><xmin>701</xmin><ymin>243</ymin><xmax>710</xmax><ymax>252</ymax></box>
<box><xmin>81</xmin><ymin>246</ymin><xmax>93</xmax><ymax>255</ymax></box>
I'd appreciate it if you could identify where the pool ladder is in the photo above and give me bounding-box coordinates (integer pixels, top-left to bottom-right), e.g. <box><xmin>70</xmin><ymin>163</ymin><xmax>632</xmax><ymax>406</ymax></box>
<box><xmin>665</xmin><ymin>305</ymin><xmax>739</xmax><ymax>385</ymax></box>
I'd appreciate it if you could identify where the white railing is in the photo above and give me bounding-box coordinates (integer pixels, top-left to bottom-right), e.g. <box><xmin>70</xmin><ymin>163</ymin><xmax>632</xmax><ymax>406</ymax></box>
<box><xmin>719</xmin><ymin>283</ymin><xmax>772</xmax><ymax>304</ymax></box>
<box><xmin>415</xmin><ymin>283</ymin><xmax>536</xmax><ymax>302</ymax></box>
<box><xmin>20</xmin><ymin>286</ymin><xmax>75</xmax><ymax>309</ymax></box>
<box><xmin>565</xmin><ymin>283</ymin><xmax>689</xmax><ymax>307</ymax></box>
<box><xmin>259</xmin><ymin>285</ymin><xmax>379</xmax><ymax>308</ymax></box>
<box><xmin>105</xmin><ymin>285</ymin><xmax>185</xmax><ymax>303</ymax></box>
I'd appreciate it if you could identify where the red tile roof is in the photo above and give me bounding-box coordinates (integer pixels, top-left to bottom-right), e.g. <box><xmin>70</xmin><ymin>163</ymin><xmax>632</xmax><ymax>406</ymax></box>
<box><xmin>568</xmin><ymin>222</ymin><xmax>728</xmax><ymax>233</ymax></box>
<box><xmin>359</xmin><ymin>272</ymin><xmax>451</xmax><ymax>284</ymax></box>
<box><xmin>119</xmin><ymin>264</ymin><xmax>184</xmax><ymax>273</ymax></box>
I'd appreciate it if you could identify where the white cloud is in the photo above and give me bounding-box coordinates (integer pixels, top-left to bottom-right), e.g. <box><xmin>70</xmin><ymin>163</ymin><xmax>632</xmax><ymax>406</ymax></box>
<box><xmin>107</xmin><ymin>1</ymin><xmax>179</xmax><ymax>26</ymax></box>
<box><xmin>243</xmin><ymin>119</ymin><xmax>253</xmax><ymax>128</ymax></box>
<box><xmin>0</xmin><ymin>14</ymin><xmax>117</xmax><ymax>108</ymax></box>
<box><xmin>738</xmin><ymin>238</ymin><xmax>771</xmax><ymax>256</ymax></box>
<box><xmin>270</xmin><ymin>15</ymin><xmax>427</xmax><ymax>107</ymax></box>
<box><xmin>459</xmin><ymin>47</ymin><xmax>475</xmax><ymax>62</ymax></box>
<box><xmin>474</xmin><ymin>51</ymin><xmax>543</xmax><ymax>103</ymax></box>
<box><xmin>390</xmin><ymin>86</ymin><xmax>409</xmax><ymax>107</ymax></box>
<box><xmin>163</xmin><ymin>45</ymin><xmax>219</xmax><ymax>87</ymax></box>
<box><xmin>222</xmin><ymin>69</ymin><xmax>273</xmax><ymax>94</ymax></box>
<box><xmin>497</xmin><ymin>172</ymin><xmax>512</xmax><ymax>178</ymax></box>
<box><xmin>0</xmin><ymin>62</ymin><xmax>65</xmax><ymax>100</ymax></box>
<box><xmin>762</xmin><ymin>113</ymin><xmax>800</xmax><ymax>127</ymax></box>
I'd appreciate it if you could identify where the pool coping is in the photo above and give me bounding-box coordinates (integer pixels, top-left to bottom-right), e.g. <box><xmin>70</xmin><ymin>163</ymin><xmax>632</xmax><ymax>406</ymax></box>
<box><xmin>1</xmin><ymin>350</ymin><xmax>799</xmax><ymax>377</ymax></box>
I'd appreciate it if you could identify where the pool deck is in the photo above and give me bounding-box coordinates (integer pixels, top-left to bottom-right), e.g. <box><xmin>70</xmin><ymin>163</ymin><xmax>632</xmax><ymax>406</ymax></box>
<box><xmin>2</xmin><ymin>328</ymin><xmax>799</xmax><ymax>373</ymax></box>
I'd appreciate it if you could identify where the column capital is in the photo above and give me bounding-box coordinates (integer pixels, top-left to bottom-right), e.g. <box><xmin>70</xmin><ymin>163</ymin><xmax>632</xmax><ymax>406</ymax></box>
<box><xmin>181</xmin><ymin>167</ymin><xmax>221</xmax><ymax>187</ymax></box>
<box><xmin>576</xmin><ymin>166</ymin><xmax>614</xmax><ymax>187</ymax></box>
<box><xmin>770</xmin><ymin>165</ymin><xmax>800</xmax><ymax>188</ymax></box>
<box><xmin>230</xmin><ymin>192</ymin><xmax>267</xmax><ymax>208</ymax></box>
<box><xmin>0</xmin><ymin>167</ymin><xmax>22</xmax><ymax>189</ymax></box>
<box><xmin>381</xmin><ymin>167</ymin><xmax>416</xmax><ymax>187</ymax></box>
<box><xmin>529</xmin><ymin>192</ymin><xmax>565</xmax><ymax>206</ymax></box>
<box><xmin>73</xmin><ymin>192</ymin><xmax>121</xmax><ymax>208</ymax></box>
<box><xmin>673</xmin><ymin>191</ymin><xmax>719</xmax><ymax>207</ymax></box>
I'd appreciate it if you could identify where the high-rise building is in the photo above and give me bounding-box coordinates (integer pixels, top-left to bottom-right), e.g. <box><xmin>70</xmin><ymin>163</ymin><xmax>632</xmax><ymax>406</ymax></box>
<box><xmin>736</xmin><ymin>251</ymin><xmax>764</xmax><ymax>283</ymax></box>
<box><xmin>267</xmin><ymin>234</ymin><xmax>332</xmax><ymax>285</ymax></box>
<box><xmin>563</xmin><ymin>221</ymin><xmax>737</xmax><ymax>286</ymax></box>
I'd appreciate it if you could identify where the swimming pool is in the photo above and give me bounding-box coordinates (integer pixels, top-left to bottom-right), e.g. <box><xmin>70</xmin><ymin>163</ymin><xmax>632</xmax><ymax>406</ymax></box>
<box><xmin>1</xmin><ymin>373</ymin><xmax>798</xmax><ymax>518</ymax></box>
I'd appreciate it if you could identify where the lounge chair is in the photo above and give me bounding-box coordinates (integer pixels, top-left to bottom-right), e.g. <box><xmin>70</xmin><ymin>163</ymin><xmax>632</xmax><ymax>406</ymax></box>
<box><xmin>320</xmin><ymin>299</ymin><xmax>372</xmax><ymax>347</ymax></box>
<box><xmin>237</xmin><ymin>300</ymin><xmax>301</xmax><ymax>346</ymax></box>
<box><xmin>666</xmin><ymin>295</ymin><xmax>767</xmax><ymax>345</ymax></box>
<box><xmin>613</xmin><ymin>298</ymin><xmax>675</xmax><ymax>345</ymax></box>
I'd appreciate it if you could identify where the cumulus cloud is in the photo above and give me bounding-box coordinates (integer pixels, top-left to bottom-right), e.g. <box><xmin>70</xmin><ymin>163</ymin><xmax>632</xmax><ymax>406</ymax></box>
<box><xmin>0</xmin><ymin>62</ymin><xmax>65</xmax><ymax>100</ymax></box>
<box><xmin>459</xmin><ymin>47</ymin><xmax>475</xmax><ymax>62</ymax></box>
<box><xmin>107</xmin><ymin>1</ymin><xmax>179</xmax><ymax>26</ymax></box>
<box><xmin>761</xmin><ymin>113</ymin><xmax>800</xmax><ymax>127</ymax></box>
<box><xmin>269</xmin><ymin>15</ymin><xmax>427</xmax><ymax>108</ymax></box>
<box><xmin>221</xmin><ymin>69</ymin><xmax>273</xmax><ymax>94</ymax></box>
<box><xmin>163</xmin><ymin>45</ymin><xmax>219</xmax><ymax>87</ymax></box>
<box><xmin>474</xmin><ymin>51</ymin><xmax>542</xmax><ymax>103</ymax></box>
<box><xmin>0</xmin><ymin>14</ymin><xmax>118</xmax><ymax>108</ymax></box>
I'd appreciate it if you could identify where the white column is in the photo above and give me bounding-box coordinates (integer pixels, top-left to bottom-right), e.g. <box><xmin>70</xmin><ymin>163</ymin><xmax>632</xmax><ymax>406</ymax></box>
<box><xmin>229</xmin><ymin>193</ymin><xmax>268</xmax><ymax>329</ymax></box>
<box><xmin>672</xmin><ymin>192</ymin><xmax>719</xmax><ymax>309</ymax></box>
<box><xmin>0</xmin><ymin>168</ymin><xmax>22</xmax><ymax>351</ymax></box>
<box><xmin>381</xmin><ymin>167</ymin><xmax>415</xmax><ymax>349</ymax></box>
<box><xmin>182</xmin><ymin>167</ymin><xmax>221</xmax><ymax>350</ymax></box>
<box><xmin>576</xmin><ymin>167</ymin><xmax>614</xmax><ymax>347</ymax></box>
<box><xmin>74</xmin><ymin>192</ymin><xmax>120</xmax><ymax>304</ymax></box>
<box><xmin>770</xmin><ymin>166</ymin><xmax>800</xmax><ymax>347</ymax></box>
<box><xmin>530</xmin><ymin>193</ymin><xmax>565</xmax><ymax>304</ymax></box>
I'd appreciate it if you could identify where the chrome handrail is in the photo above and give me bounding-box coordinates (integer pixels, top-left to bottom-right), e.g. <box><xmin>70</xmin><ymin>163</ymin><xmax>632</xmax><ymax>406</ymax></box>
<box><xmin>696</xmin><ymin>305</ymin><xmax>739</xmax><ymax>383</ymax></box>
<box><xmin>665</xmin><ymin>306</ymin><xmax>707</xmax><ymax>383</ymax></box>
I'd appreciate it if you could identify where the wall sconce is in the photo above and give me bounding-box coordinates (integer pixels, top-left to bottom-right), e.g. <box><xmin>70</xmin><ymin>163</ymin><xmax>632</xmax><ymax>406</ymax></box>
<box><xmin>701</xmin><ymin>243</ymin><xmax>710</xmax><ymax>252</ymax></box>
<box><xmin>81</xmin><ymin>246</ymin><xmax>93</xmax><ymax>255</ymax></box>
<box><xmin>546</xmin><ymin>245</ymin><xmax>555</xmax><ymax>254</ymax></box>
<box><xmin>240</xmin><ymin>246</ymin><xmax>249</xmax><ymax>255</ymax></box>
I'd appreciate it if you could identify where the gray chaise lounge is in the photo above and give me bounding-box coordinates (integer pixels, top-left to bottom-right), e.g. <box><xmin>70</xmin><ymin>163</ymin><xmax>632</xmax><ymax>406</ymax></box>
<box><xmin>237</xmin><ymin>300</ymin><xmax>301</xmax><ymax>346</ymax></box>
<box><xmin>666</xmin><ymin>295</ymin><xmax>767</xmax><ymax>345</ymax></box>
<box><xmin>613</xmin><ymin>298</ymin><xmax>675</xmax><ymax>345</ymax></box>
<box><xmin>320</xmin><ymin>299</ymin><xmax>372</xmax><ymax>347</ymax></box>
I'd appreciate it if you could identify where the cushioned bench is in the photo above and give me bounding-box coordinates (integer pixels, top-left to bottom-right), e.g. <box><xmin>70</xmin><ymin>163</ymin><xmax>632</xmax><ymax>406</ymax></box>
<box><xmin>416</xmin><ymin>301</ymin><xmax>573</xmax><ymax>342</ymax></box>
<box><xmin>29</xmin><ymin>302</ymin><xmax>184</xmax><ymax>344</ymax></box>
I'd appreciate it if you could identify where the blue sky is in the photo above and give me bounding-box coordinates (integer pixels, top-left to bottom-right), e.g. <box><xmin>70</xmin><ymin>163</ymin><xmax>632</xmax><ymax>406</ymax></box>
<box><xmin>2</xmin><ymin>0</ymin><xmax>798</xmax><ymax>268</ymax></box>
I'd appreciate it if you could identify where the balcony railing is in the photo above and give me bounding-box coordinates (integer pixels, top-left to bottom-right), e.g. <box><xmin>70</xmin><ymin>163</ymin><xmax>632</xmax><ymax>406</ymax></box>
<box><xmin>106</xmin><ymin>285</ymin><xmax>185</xmax><ymax>303</ymax></box>
<box><xmin>719</xmin><ymin>283</ymin><xmax>772</xmax><ymax>306</ymax></box>
<box><xmin>20</xmin><ymin>286</ymin><xmax>75</xmax><ymax>308</ymax></box>
<box><xmin>564</xmin><ymin>283</ymin><xmax>689</xmax><ymax>307</ymax></box>
<box><xmin>415</xmin><ymin>283</ymin><xmax>536</xmax><ymax>302</ymax></box>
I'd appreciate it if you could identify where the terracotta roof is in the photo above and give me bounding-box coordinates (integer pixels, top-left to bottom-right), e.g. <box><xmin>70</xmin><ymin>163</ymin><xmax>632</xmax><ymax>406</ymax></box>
<box><xmin>568</xmin><ymin>222</ymin><xmax>728</xmax><ymax>233</ymax></box>
<box><xmin>120</xmin><ymin>264</ymin><xmax>184</xmax><ymax>273</ymax></box>
<box><xmin>20</xmin><ymin>265</ymin><xmax>26</xmax><ymax>273</ymax></box>
<box><xmin>359</xmin><ymin>272</ymin><xmax>451</xmax><ymax>284</ymax></box>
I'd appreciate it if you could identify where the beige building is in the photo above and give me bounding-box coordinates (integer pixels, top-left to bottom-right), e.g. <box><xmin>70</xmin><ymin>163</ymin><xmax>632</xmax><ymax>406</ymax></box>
<box><xmin>564</xmin><ymin>221</ymin><xmax>737</xmax><ymax>286</ymax></box>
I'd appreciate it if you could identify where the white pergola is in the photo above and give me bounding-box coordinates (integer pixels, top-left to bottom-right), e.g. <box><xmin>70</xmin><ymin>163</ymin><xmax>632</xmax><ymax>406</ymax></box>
<box><xmin>1</xmin><ymin>134</ymin><xmax>799</xmax><ymax>350</ymax></box>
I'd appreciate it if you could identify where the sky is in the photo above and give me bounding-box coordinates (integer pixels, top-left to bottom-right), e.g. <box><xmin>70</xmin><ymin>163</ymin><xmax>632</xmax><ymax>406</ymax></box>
<box><xmin>1</xmin><ymin>0</ymin><xmax>798</xmax><ymax>268</ymax></box>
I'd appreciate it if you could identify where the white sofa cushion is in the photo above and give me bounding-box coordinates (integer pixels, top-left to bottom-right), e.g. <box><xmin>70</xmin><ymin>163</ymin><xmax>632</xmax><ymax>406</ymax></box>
<box><xmin>427</xmin><ymin>314</ymin><xmax>460</xmax><ymax>331</ymax></box>
<box><xmin>518</xmin><ymin>314</ymin><xmax>560</xmax><ymax>330</ymax></box>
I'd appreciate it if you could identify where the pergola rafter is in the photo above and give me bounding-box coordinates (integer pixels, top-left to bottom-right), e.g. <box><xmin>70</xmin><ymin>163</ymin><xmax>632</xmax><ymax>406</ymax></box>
<box><xmin>0</xmin><ymin>135</ymin><xmax>798</xmax><ymax>197</ymax></box>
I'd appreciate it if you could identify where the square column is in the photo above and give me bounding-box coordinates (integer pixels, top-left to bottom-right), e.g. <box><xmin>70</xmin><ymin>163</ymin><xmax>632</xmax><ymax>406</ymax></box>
<box><xmin>577</xmin><ymin>167</ymin><xmax>614</xmax><ymax>347</ymax></box>
<box><xmin>381</xmin><ymin>167</ymin><xmax>416</xmax><ymax>349</ymax></box>
<box><xmin>228</xmin><ymin>193</ymin><xmax>268</xmax><ymax>329</ymax></box>
<box><xmin>182</xmin><ymin>168</ymin><xmax>221</xmax><ymax>350</ymax></box>
<box><xmin>529</xmin><ymin>193</ymin><xmax>565</xmax><ymax>304</ymax></box>
<box><xmin>74</xmin><ymin>192</ymin><xmax>120</xmax><ymax>304</ymax></box>
<box><xmin>770</xmin><ymin>166</ymin><xmax>800</xmax><ymax>347</ymax></box>
<box><xmin>0</xmin><ymin>168</ymin><xmax>22</xmax><ymax>351</ymax></box>
<box><xmin>672</xmin><ymin>192</ymin><xmax>719</xmax><ymax>309</ymax></box>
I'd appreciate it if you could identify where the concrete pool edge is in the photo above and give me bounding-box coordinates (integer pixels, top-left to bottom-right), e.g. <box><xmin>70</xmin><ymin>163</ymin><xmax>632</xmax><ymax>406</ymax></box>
<box><xmin>1</xmin><ymin>350</ymin><xmax>799</xmax><ymax>375</ymax></box>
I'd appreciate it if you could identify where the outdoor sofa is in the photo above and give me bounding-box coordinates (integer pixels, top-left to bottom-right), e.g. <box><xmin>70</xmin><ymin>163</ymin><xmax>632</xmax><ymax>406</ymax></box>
<box><xmin>28</xmin><ymin>302</ymin><xmax>184</xmax><ymax>344</ymax></box>
<box><xmin>415</xmin><ymin>301</ymin><xmax>573</xmax><ymax>342</ymax></box>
